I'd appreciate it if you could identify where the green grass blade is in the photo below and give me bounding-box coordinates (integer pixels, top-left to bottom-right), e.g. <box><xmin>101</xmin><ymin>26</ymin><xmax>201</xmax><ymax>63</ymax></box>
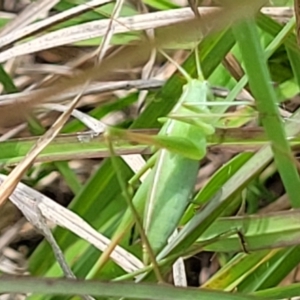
<box><xmin>0</xmin><ymin>64</ymin><xmax>17</xmax><ymax>93</ymax></box>
<box><xmin>0</xmin><ymin>276</ymin><xmax>266</xmax><ymax>300</ymax></box>
<box><xmin>202</xmin><ymin>250</ymin><xmax>277</xmax><ymax>291</ymax></box>
<box><xmin>2</xmin><ymin>129</ymin><xmax>300</xmax><ymax>165</ymax></box>
<box><xmin>196</xmin><ymin>210</ymin><xmax>300</xmax><ymax>252</ymax></box>
<box><xmin>29</xmin><ymin>159</ymin><xmax>133</xmax><ymax>275</ymax></box>
<box><xmin>0</xmin><ymin>132</ymin><xmax>149</xmax><ymax>164</ymax></box>
<box><xmin>233</xmin><ymin>17</ymin><xmax>300</xmax><ymax>208</ymax></box>
<box><xmin>254</xmin><ymin>281</ymin><xmax>300</xmax><ymax>299</ymax></box>
<box><xmin>182</xmin><ymin>153</ymin><xmax>253</xmax><ymax>223</ymax></box>
<box><xmin>238</xmin><ymin>246</ymin><xmax>300</xmax><ymax>293</ymax></box>
<box><xmin>54</xmin><ymin>161</ymin><xmax>82</xmax><ymax>194</ymax></box>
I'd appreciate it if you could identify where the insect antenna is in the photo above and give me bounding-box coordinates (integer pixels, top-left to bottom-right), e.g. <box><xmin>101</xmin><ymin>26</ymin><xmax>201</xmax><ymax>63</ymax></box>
<box><xmin>194</xmin><ymin>46</ymin><xmax>204</xmax><ymax>81</ymax></box>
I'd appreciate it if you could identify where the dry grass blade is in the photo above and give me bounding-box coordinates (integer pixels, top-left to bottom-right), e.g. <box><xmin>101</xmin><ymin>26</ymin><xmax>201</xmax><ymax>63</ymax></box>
<box><xmin>0</xmin><ymin>218</ymin><xmax>26</xmax><ymax>251</ymax></box>
<box><xmin>0</xmin><ymin>0</ymin><xmax>59</xmax><ymax>36</ymax></box>
<box><xmin>0</xmin><ymin>5</ymin><xmax>274</xmax><ymax>63</ymax></box>
<box><xmin>0</xmin><ymin>89</ymin><xmax>86</xmax><ymax>208</ymax></box>
<box><xmin>0</xmin><ymin>0</ymin><xmax>112</xmax><ymax>49</ymax></box>
<box><xmin>0</xmin><ymin>7</ymin><xmax>215</xmax><ymax>57</ymax></box>
<box><xmin>0</xmin><ymin>5</ymin><xmax>287</xmax><ymax>52</ymax></box>
<box><xmin>33</xmin><ymin>204</ymin><xmax>95</xmax><ymax>300</ymax></box>
<box><xmin>94</xmin><ymin>0</ymin><xmax>125</xmax><ymax>62</ymax></box>
<box><xmin>43</xmin><ymin>102</ymin><xmax>151</xmax><ymax>182</ymax></box>
<box><xmin>0</xmin><ymin>174</ymin><xmax>143</xmax><ymax>273</ymax></box>
<box><xmin>169</xmin><ymin>230</ymin><xmax>187</xmax><ymax>287</ymax></box>
<box><xmin>135</xmin><ymin>1</ymin><xmax>157</xmax><ymax>112</ymax></box>
<box><xmin>0</xmin><ymin>0</ymin><xmax>266</xmax><ymax>127</ymax></box>
<box><xmin>0</xmin><ymin>79</ymin><xmax>164</xmax><ymax>105</ymax></box>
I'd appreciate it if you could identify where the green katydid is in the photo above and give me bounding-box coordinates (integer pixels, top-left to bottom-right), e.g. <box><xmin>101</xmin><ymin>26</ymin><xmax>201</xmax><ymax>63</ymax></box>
<box><xmin>95</xmin><ymin>48</ymin><xmax>226</xmax><ymax>271</ymax></box>
<box><xmin>141</xmin><ymin>49</ymin><xmax>217</xmax><ymax>264</ymax></box>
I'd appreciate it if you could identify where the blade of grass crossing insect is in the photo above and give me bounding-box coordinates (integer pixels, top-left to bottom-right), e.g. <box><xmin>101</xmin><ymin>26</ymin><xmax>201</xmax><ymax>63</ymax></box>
<box><xmin>233</xmin><ymin>18</ymin><xmax>300</xmax><ymax>208</ymax></box>
<box><xmin>106</xmin><ymin>135</ymin><xmax>164</xmax><ymax>282</ymax></box>
<box><xmin>182</xmin><ymin>153</ymin><xmax>253</xmax><ymax>223</ymax></box>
